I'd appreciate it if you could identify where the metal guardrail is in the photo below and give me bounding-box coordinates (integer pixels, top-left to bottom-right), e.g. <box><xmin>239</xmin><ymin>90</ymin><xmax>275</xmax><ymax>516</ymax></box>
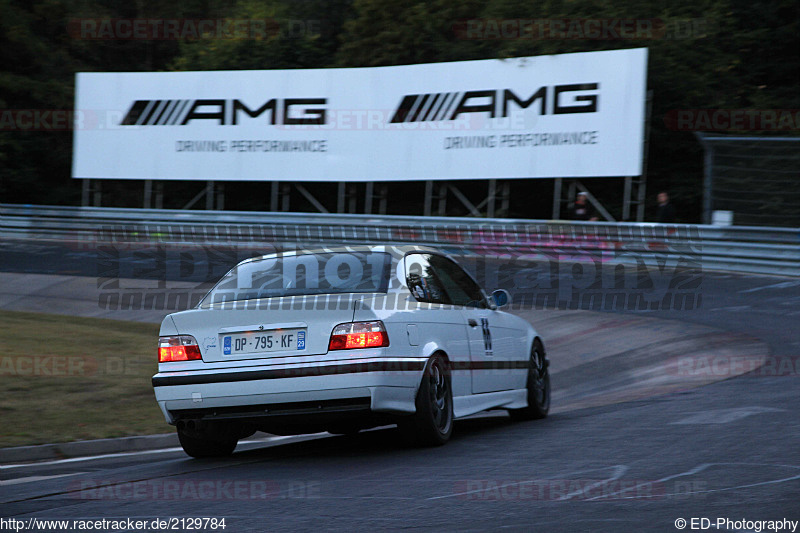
<box><xmin>1</xmin><ymin>204</ymin><xmax>798</xmax><ymax>277</ymax></box>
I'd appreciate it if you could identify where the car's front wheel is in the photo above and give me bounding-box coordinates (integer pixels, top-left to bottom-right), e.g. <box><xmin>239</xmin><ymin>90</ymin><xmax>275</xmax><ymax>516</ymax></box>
<box><xmin>177</xmin><ymin>421</ymin><xmax>239</xmax><ymax>458</ymax></box>
<box><xmin>398</xmin><ymin>353</ymin><xmax>454</xmax><ymax>446</ymax></box>
<box><xmin>510</xmin><ymin>339</ymin><xmax>550</xmax><ymax>420</ymax></box>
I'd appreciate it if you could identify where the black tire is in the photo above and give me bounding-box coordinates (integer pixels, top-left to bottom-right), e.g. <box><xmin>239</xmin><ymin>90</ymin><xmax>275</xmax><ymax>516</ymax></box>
<box><xmin>510</xmin><ymin>339</ymin><xmax>550</xmax><ymax>421</ymax></box>
<box><xmin>398</xmin><ymin>353</ymin><xmax>454</xmax><ymax>446</ymax></box>
<box><xmin>177</xmin><ymin>424</ymin><xmax>238</xmax><ymax>458</ymax></box>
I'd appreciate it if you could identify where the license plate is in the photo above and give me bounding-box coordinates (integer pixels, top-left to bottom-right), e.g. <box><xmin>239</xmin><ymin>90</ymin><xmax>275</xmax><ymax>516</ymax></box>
<box><xmin>222</xmin><ymin>329</ymin><xmax>306</xmax><ymax>355</ymax></box>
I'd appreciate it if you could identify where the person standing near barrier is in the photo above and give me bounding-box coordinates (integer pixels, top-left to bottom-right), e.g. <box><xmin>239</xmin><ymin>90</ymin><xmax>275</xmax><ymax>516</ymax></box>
<box><xmin>567</xmin><ymin>192</ymin><xmax>598</xmax><ymax>221</ymax></box>
<box><xmin>656</xmin><ymin>191</ymin><xmax>677</xmax><ymax>223</ymax></box>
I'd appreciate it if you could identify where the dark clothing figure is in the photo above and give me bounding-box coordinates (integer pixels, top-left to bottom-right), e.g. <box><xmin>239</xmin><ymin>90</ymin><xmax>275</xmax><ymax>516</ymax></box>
<box><xmin>568</xmin><ymin>200</ymin><xmax>594</xmax><ymax>221</ymax></box>
<box><xmin>656</xmin><ymin>202</ymin><xmax>676</xmax><ymax>223</ymax></box>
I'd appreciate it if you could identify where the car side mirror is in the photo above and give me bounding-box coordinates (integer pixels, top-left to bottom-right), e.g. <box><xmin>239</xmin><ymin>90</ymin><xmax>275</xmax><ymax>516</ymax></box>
<box><xmin>491</xmin><ymin>289</ymin><xmax>510</xmax><ymax>308</ymax></box>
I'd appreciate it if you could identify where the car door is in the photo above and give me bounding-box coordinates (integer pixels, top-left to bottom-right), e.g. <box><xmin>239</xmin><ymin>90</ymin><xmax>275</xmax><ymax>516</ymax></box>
<box><xmin>425</xmin><ymin>254</ymin><xmax>525</xmax><ymax>394</ymax></box>
<box><xmin>403</xmin><ymin>253</ymin><xmax>472</xmax><ymax>399</ymax></box>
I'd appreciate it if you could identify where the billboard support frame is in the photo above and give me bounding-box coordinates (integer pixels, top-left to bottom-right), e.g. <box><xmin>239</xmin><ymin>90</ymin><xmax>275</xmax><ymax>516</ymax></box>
<box><xmin>80</xmin><ymin>179</ymin><xmax>102</xmax><ymax>207</ymax></box>
<box><xmin>81</xmin><ymin>174</ymin><xmax>644</xmax><ymax>220</ymax></box>
<box><xmin>621</xmin><ymin>89</ymin><xmax>653</xmax><ymax>222</ymax></box>
<box><xmin>552</xmin><ymin>178</ymin><xmax>563</xmax><ymax>219</ymax></box>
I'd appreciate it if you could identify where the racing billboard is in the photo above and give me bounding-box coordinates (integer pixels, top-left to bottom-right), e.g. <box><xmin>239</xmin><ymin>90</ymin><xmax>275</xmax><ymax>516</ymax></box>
<box><xmin>72</xmin><ymin>48</ymin><xmax>647</xmax><ymax>181</ymax></box>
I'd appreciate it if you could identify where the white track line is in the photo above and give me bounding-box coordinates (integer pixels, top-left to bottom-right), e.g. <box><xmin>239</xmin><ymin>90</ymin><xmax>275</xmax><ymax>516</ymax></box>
<box><xmin>0</xmin><ymin>435</ymin><xmax>309</xmax><ymax>470</ymax></box>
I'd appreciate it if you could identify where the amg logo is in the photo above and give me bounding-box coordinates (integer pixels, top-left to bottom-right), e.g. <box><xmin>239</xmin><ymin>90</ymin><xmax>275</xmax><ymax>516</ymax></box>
<box><xmin>120</xmin><ymin>98</ymin><xmax>327</xmax><ymax>126</ymax></box>
<box><xmin>390</xmin><ymin>84</ymin><xmax>598</xmax><ymax>123</ymax></box>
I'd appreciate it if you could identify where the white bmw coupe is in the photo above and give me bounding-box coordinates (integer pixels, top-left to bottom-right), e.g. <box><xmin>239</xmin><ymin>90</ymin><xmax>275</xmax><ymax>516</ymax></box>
<box><xmin>153</xmin><ymin>246</ymin><xmax>550</xmax><ymax>457</ymax></box>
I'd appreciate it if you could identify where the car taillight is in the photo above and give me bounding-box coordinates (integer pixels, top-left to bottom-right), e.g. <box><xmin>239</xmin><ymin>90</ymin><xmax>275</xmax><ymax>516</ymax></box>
<box><xmin>158</xmin><ymin>335</ymin><xmax>202</xmax><ymax>362</ymax></box>
<box><xmin>329</xmin><ymin>321</ymin><xmax>389</xmax><ymax>351</ymax></box>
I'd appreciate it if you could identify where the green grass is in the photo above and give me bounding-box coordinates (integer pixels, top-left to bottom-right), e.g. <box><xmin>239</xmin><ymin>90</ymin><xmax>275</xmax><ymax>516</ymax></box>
<box><xmin>0</xmin><ymin>310</ymin><xmax>167</xmax><ymax>448</ymax></box>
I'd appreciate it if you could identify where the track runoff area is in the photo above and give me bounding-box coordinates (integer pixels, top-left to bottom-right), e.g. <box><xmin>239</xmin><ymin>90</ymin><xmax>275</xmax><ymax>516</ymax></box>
<box><xmin>0</xmin><ymin>240</ymin><xmax>799</xmax><ymax>532</ymax></box>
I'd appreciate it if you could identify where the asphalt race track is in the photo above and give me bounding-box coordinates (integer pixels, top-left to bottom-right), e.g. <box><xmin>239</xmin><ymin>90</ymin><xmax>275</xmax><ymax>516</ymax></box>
<box><xmin>1</xmin><ymin>239</ymin><xmax>799</xmax><ymax>532</ymax></box>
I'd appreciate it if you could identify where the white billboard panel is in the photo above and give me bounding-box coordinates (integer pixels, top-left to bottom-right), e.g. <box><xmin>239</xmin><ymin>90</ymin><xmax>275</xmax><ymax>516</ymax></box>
<box><xmin>73</xmin><ymin>48</ymin><xmax>647</xmax><ymax>181</ymax></box>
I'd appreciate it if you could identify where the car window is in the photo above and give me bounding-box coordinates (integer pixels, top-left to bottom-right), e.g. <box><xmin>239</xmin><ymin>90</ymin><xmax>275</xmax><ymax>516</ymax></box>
<box><xmin>200</xmin><ymin>251</ymin><xmax>392</xmax><ymax>306</ymax></box>
<box><xmin>404</xmin><ymin>254</ymin><xmax>448</xmax><ymax>305</ymax></box>
<box><xmin>405</xmin><ymin>253</ymin><xmax>487</xmax><ymax>308</ymax></box>
<box><xmin>427</xmin><ymin>255</ymin><xmax>488</xmax><ymax>308</ymax></box>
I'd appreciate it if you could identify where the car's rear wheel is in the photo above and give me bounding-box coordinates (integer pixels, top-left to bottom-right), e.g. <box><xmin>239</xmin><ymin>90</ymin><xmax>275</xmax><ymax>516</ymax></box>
<box><xmin>398</xmin><ymin>353</ymin><xmax>454</xmax><ymax>446</ymax></box>
<box><xmin>510</xmin><ymin>339</ymin><xmax>550</xmax><ymax>421</ymax></box>
<box><xmin>176</xmin><ymin>422</ymin><xmax>239</xmax><ymax>458</ymax></box>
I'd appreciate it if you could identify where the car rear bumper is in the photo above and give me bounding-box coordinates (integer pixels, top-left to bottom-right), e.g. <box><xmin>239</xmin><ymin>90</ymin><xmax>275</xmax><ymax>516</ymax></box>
<box><xmin>152</xmin><ymin>357</ymin><xmax>428</xmax><ymax>424</ymax></box>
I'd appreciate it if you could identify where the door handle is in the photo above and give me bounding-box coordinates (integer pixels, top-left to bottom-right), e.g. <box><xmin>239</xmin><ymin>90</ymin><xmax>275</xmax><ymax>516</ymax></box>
<box><xmin>468</xmin><ymin>319</ymin><xmax>478</xmax><ymax>327</ymax></box>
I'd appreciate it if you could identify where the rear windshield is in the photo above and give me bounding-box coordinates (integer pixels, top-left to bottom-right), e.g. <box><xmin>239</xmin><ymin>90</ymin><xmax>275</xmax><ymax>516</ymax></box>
<box><xmin>200</xmin><ymin>251</ymin><xmax>393</xmax><ymax>306</ymax></box>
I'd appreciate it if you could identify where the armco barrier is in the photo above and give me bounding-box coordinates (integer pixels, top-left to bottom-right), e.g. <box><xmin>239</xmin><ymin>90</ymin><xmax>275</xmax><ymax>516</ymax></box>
<box><xmin>1</xmin><ymin>204</ymin><xmax>798</xmax><ymax>277</ymax></box>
